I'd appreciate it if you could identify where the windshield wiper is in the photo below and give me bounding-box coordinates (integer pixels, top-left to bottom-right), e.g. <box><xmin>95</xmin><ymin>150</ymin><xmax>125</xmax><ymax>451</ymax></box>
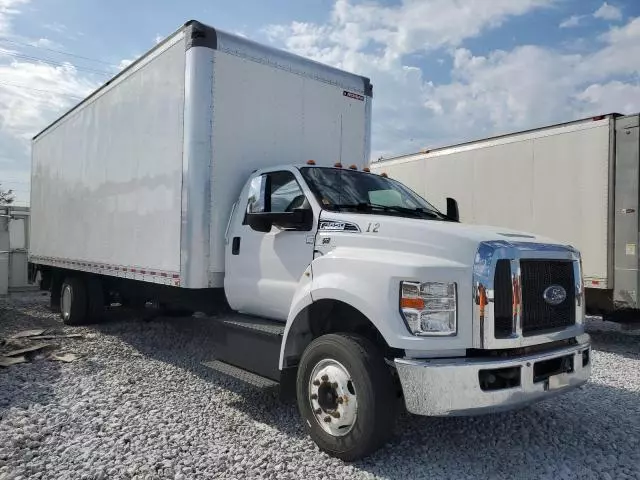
<box><xmin>330</xmin><ymin>202</ymin><xmax>449</xmax><ymax>220</ymax></box>
<box><xmin>370</xmin><ymin>203</ymin><xmax>450</xmax><ymax>219</ymax></box>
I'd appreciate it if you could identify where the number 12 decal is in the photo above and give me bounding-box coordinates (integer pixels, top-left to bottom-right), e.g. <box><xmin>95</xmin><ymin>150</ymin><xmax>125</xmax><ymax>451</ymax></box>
<box><xmin>366</xmin><ymin>222</ymin><xmax>380</xmax><ymax>233</ymax></box>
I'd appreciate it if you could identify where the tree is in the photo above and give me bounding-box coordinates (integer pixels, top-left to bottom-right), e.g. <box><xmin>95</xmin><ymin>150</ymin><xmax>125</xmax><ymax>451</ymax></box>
<box><xmin>0</xmin><ymin>184</ymin><xmax>15</xmax><ymax>205</ymax></box>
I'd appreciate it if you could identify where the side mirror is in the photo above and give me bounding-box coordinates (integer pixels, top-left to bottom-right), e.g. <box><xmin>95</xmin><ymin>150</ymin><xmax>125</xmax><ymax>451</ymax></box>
<box><xmin>246</xmin><ymin>208</ymin><xmax>313</xmax><ymax>232</ymax></box>
<box><xmin>246</xmin><ymin>213</ymin><xmax>272</xmax><ymax>232</ymax></box>
<box><xmin>446</xmin><ymin>197</ymin><xmax>460</xmax><ymax>222</ymax></box>
<box><xmin>274</xmin><ymin>208</ymin><xmax>313</xmax><ymax>231</ymax></box>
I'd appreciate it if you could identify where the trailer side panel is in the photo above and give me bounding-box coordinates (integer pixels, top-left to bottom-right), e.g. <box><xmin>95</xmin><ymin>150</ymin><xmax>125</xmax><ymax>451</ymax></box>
<box><xmin>30</xmin><ymin>35</ymin><xmax>187</xmax><ymax>284</ymax></box>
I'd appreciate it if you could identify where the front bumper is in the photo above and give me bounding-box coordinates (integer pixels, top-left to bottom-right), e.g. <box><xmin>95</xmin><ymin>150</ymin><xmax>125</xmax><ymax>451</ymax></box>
<box><xmin>395</xmin><ymin>335</ymin><xmax>591</xmax><ymax>416</ymax></box>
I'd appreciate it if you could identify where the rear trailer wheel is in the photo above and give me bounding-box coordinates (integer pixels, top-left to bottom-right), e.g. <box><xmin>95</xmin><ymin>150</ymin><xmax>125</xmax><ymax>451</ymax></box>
<box><xmin>60</xmin><ymin>277</ymin><xmax>88</xmax><ymax>325</ymax></box>
<box><xmin>296</xmin><ymin>333</ymin><xmax>397</xmax><ymax>461</ymax></box>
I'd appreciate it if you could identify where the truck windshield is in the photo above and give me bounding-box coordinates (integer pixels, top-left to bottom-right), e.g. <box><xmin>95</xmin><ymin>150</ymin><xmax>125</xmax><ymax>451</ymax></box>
<box><xmin>300</xmin><ymin>167</ymin><xmax>450</xmax><ymax>220</ymax></box>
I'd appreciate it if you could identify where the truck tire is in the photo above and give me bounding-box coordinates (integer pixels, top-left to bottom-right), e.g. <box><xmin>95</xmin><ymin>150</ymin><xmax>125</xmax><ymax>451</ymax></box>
<box><xmin>60</xmin><ymin>277</ymin><xmax>88</xmax><ymax>325</ymax></box>
<box><xmin>296</xmin><ymin>333</ymin><xmax>397</xmax><ymax>461</ymax></box>
<box><xmin>87</xmin><ymin>277</ymin><xmax>105</xmax><ymax>322</ymax></box>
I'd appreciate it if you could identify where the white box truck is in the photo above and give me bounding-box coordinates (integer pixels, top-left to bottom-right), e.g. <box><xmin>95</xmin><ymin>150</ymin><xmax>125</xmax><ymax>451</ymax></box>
<box><xmin>373</xmin><ymin>113</ymin><xmax>640</xmax><ymax>320</ymax></box>
<box><xmin>29</xmin><ymin>20</ymin><xmax>591</xmax><ymax>460</ymax></box>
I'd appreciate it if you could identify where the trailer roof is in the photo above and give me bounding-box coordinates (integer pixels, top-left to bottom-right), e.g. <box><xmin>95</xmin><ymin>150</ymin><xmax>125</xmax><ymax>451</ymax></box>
<box><xmin>377</xmin><ymin>113</ymin><xmax>623</xmax><ymax>164</ymax></box>
<box><xmin>33</xmin><ymin>20</ymin><xmax>372</xmax><ymax>141</ymax></box>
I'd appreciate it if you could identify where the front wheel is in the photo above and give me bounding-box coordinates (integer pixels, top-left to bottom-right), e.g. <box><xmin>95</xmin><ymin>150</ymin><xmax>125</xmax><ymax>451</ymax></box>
<box><xmin>296</xmin><ymin>333</ymin><xmax>397</xmax><ymax>461</ymax></box>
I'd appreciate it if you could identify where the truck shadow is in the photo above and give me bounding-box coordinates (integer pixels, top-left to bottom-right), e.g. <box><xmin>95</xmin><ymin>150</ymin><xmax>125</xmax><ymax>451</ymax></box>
<box><xmin>93</xmin><ymin>309</ymin><xmax>306</xmax><ymax>440</ymax></box>
<box><xmin>94</xmin><ymin>312</ymin><xmax>640</xmax><ymax>477</ymax></box>
<box><xmin>588</xmin><ymin>330</ymin><xmax>640</xmax><ymax>361</ymax></box>
<box><xmin>359</xmin><ymin>382</ymin><xmax>640</xmax><ymax>479</ymax></box>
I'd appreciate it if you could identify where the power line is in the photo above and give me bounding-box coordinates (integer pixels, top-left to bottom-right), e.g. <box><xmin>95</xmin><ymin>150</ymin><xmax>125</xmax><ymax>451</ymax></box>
<box><xmin>0</xmin><ymin>80</ymin><xmax>84</xmax><ymax>99</ymax></box>
<box><xmin>0</xmin><ymin>49</ymin><xmax>114</xmax><ymax>76</ymax></box>
<box><xmin>0</xmin><ymin>38</ymin><xmax>119</xmax><ymax>68</ymax></box>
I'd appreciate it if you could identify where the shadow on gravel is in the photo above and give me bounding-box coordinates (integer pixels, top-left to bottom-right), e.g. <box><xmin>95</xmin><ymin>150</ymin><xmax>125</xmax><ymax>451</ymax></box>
<box><xmin>91</xmin><ymin>310</ymin><xmax>307</xmax><ymax>441</ymax></box>
<box><xmin>354</xmin><ymin>382</ymin><xmax>640</xmax><ymax>478</ymax></box>
<box><xmin>0</xmin><ymin>296</ymin><xmax>63</xmax><ymax>416</ymax></box>
<box><xmin>93</xmin><ymin>311</ymin><xmax>640</xmax><ymax>477</ymax></box>
<box><xmin>589</xmin><ymin>330</ymin><xmax>640</xmax><ymax>360</ymax></box>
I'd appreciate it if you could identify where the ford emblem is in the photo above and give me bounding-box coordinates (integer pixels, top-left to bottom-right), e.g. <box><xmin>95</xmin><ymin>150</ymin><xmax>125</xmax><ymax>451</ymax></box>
<box><xmin>543</xmin><ymin>285</ymin><xmax>567</xmax><ymax>306</ymax></box>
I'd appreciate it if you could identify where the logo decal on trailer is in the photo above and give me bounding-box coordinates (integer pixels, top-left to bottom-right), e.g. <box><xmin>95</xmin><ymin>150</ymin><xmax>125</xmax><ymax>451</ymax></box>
<box><xmin>343</xmin><ymin>90</ymin><xmax>364</xmax><ymax>101</ymax></box>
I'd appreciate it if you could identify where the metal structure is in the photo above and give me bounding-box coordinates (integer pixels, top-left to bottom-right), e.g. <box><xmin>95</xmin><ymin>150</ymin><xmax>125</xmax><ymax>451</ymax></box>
<box><xmin>0</xmin><ymin>205</ymin><xmax>31</xmax><ymax>294</ymax></box>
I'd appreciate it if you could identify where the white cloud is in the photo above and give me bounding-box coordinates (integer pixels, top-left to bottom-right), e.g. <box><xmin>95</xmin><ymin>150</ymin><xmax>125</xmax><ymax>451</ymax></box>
<box><xmin>560</xmin><ymin>15</ymin><xmax>584</xmax><ymax>28</ymax></box>
<box><xmin>31</xmin><ymin>38</ymin><xmax>60</xmax><ymax>49</ymax></box>
<box><xmin>0</xmin><ymin>61</ymin><xmax>96</xmax><ymax>140</ymax></box>
<box><xmin>594</xmin><ymin>2</ymin><xmax>622</xmax><ymax>21</ymax></box>
<box><xmin>118</xmin><ymin>58</ymin><xmax>134</xmax><ymax>70</ymax></box>
<box><xmin>576</xmin><ymin>81</ymin><xmax>640</xmax><ymax>114</ymax></box>
<box><xmin>421</xmin><ymin>18</ymin><xmax>640</xmax><ymax>146</ymax></box>
<box><xmin>0</xmin><ymin>0</ymin><xmax>100</xmax><ymax>204</ymax></box>
<box><xmin>0</xmin><ymin>0</ymin><xmax>29</xmax><ymax>37</ymax></box>
<box><xmin>560</xmin><ymin>3</ymin><xmax>623</xmax><ymax>29</ymax></box>
<box><xmin>266</xmin><ymin>0</ymin><xmax>556</xmax><ymax>71</ymax></box>
<box><xmin>265</xmin><ymin>2</ymin><xmax>640</xmax><ymax>158</ymax></box>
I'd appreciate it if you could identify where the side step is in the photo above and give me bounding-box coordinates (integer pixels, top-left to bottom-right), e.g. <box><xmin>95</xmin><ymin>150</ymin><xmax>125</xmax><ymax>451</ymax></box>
<box><xmin>202</xmin><ymin>360</ymin><xmax>279</xmax><ymax>388</ymax></box>
<box><xmin>210</xmin><ymin>314</ymin><xmax>285</xmax><ymax>381</ymax></box>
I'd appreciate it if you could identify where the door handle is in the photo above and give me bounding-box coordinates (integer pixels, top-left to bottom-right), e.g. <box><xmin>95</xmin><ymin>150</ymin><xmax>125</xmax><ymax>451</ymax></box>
<box><xmin>232</xmin><ymin>237</ymin><xmax>241</xmax><ymax>255</ymax></box>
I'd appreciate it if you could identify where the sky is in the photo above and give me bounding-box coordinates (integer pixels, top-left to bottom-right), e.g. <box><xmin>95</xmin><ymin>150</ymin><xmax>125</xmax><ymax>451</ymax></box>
<box><xmin>1</xmin><ymin>0</ymin><xmax>640</xmax><ymax>206</ymax></box>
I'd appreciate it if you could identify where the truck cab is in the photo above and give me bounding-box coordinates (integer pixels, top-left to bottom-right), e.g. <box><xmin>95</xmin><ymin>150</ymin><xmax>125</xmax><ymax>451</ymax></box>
<box><xmin>218</xmin><ymin>162</ymin><xmax>591</xmax><ymax>460</ymax></box>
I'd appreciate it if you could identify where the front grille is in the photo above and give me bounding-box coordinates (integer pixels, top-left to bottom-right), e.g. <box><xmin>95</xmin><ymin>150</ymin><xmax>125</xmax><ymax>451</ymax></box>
<box><xmin>494</xmin><ymin>260</ymin><xmax>513</xmax><ymax>338</ymax></box>
<box><xmin>520</xmin><ymin>260</ymin><xmax>575</xmax><ymax>335</ymax></box>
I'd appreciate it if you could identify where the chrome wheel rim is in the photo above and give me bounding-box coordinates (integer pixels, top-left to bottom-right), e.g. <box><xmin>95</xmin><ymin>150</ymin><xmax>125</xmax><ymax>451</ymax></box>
<box><xmin>61</xmin><ymin>285</ymin><xmax>72</xmax><ymax>320</ymax></box>
<box><xmin>308</xmin><ymin>358</ymin><xmax>357</xmax><ymax>436</ymax></box>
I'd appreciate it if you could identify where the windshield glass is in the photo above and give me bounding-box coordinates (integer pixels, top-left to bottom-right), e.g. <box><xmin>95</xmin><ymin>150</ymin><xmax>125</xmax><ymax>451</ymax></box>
<box><xmin>300</xmin><ymin>167</ymin><xmax>449</xmax><ymax>220</ymax></box>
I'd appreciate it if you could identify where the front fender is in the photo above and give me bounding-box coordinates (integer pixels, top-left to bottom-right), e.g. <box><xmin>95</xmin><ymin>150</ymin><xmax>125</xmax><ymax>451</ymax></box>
<box><xmin>279</xmin><ymin>263</ymin><xmax>314</xmax><ymax>369</ymax></box>
<box><xmin>279</xmin><ymin>247</ymin><xmax>473</xmax><ymax>369</ymax></box>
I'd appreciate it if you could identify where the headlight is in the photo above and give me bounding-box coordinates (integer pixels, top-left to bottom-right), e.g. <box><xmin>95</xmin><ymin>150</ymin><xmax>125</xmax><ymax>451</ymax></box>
<box><xmin>400</xmin><ymin>281</ymin><xmax>457</xmax><ymax>336</ymax></box>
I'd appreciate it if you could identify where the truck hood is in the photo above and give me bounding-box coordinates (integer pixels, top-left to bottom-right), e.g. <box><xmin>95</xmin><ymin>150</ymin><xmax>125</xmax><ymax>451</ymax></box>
<box><xmin>316</xmin><ymin>211</ymin><xmax>569</xmax><ymax>266</ymax></box>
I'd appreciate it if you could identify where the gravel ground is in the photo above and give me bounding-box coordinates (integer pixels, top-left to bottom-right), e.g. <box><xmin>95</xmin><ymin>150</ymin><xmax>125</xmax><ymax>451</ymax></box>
<box><xmin>1</xmin><ymin>292</ymin><xmax>639</xmax><ymax>480</ymax></box>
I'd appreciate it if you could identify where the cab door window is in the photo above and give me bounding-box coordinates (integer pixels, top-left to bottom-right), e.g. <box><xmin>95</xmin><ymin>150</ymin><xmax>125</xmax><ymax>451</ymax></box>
<box><xmin>245</xmin><ymin>171</ymin><xmax>308</xmax><ymax>215</ymax></box>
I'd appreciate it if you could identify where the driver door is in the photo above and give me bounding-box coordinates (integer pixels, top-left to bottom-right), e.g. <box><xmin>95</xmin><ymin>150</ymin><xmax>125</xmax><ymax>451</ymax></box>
<box><xmin>225</xmin><ymin>170</ymin><xmax>317</xmax><ymax>321</ymax></box>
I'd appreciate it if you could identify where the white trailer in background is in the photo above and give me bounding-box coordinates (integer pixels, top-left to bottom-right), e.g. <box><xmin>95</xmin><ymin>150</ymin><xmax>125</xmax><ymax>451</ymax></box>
<box><xmin>28</xmin><ymin>20</ymin><xmax>591</xmax><ymax>460</ymax></box>
<box><xmin>373</xmin><ymin>113</ymin><xmax>640</xmax><ymax>318</ymax></box>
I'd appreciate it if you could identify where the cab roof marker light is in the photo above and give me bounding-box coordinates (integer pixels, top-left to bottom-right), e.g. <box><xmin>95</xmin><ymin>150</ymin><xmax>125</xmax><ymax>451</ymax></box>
<box><xmin>363</xmin><ymin>167</ymin><xmax>370</xmax><ymax>172</ymax></box>
<box><xmin>348</xmin><ymin>164</ymin><xmax>357</xmax><ymax>170</ymax></box>
<box><xmin>380</xmin><ymin>172</ymin><xmax>388</xmax><ymax>178</ymax></box>
<box><xmin>334</xmin><ymin>162</ymin><xmax>343</xmax><ymax>168</ymax></box>
<box><xmin>306</xmin><ymin>159</ymin><xmax>316</xmax><ymax>165</ymax></box>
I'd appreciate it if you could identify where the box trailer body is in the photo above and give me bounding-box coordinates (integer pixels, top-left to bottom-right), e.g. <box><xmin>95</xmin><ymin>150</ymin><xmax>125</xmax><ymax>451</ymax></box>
<box><xmin>372</xmin><ymin>113</ymin><xmax>640</xmax><ymax>315</ymax></box>
<box><xmin>30</xmin><ymin>21</ymin><xmax>372</xmax><ymax>290</ymax></box>
<box><xmin>29</xmin><ymin>20</ymin><xmax>591</xmax><ymax>461</ymax></box>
